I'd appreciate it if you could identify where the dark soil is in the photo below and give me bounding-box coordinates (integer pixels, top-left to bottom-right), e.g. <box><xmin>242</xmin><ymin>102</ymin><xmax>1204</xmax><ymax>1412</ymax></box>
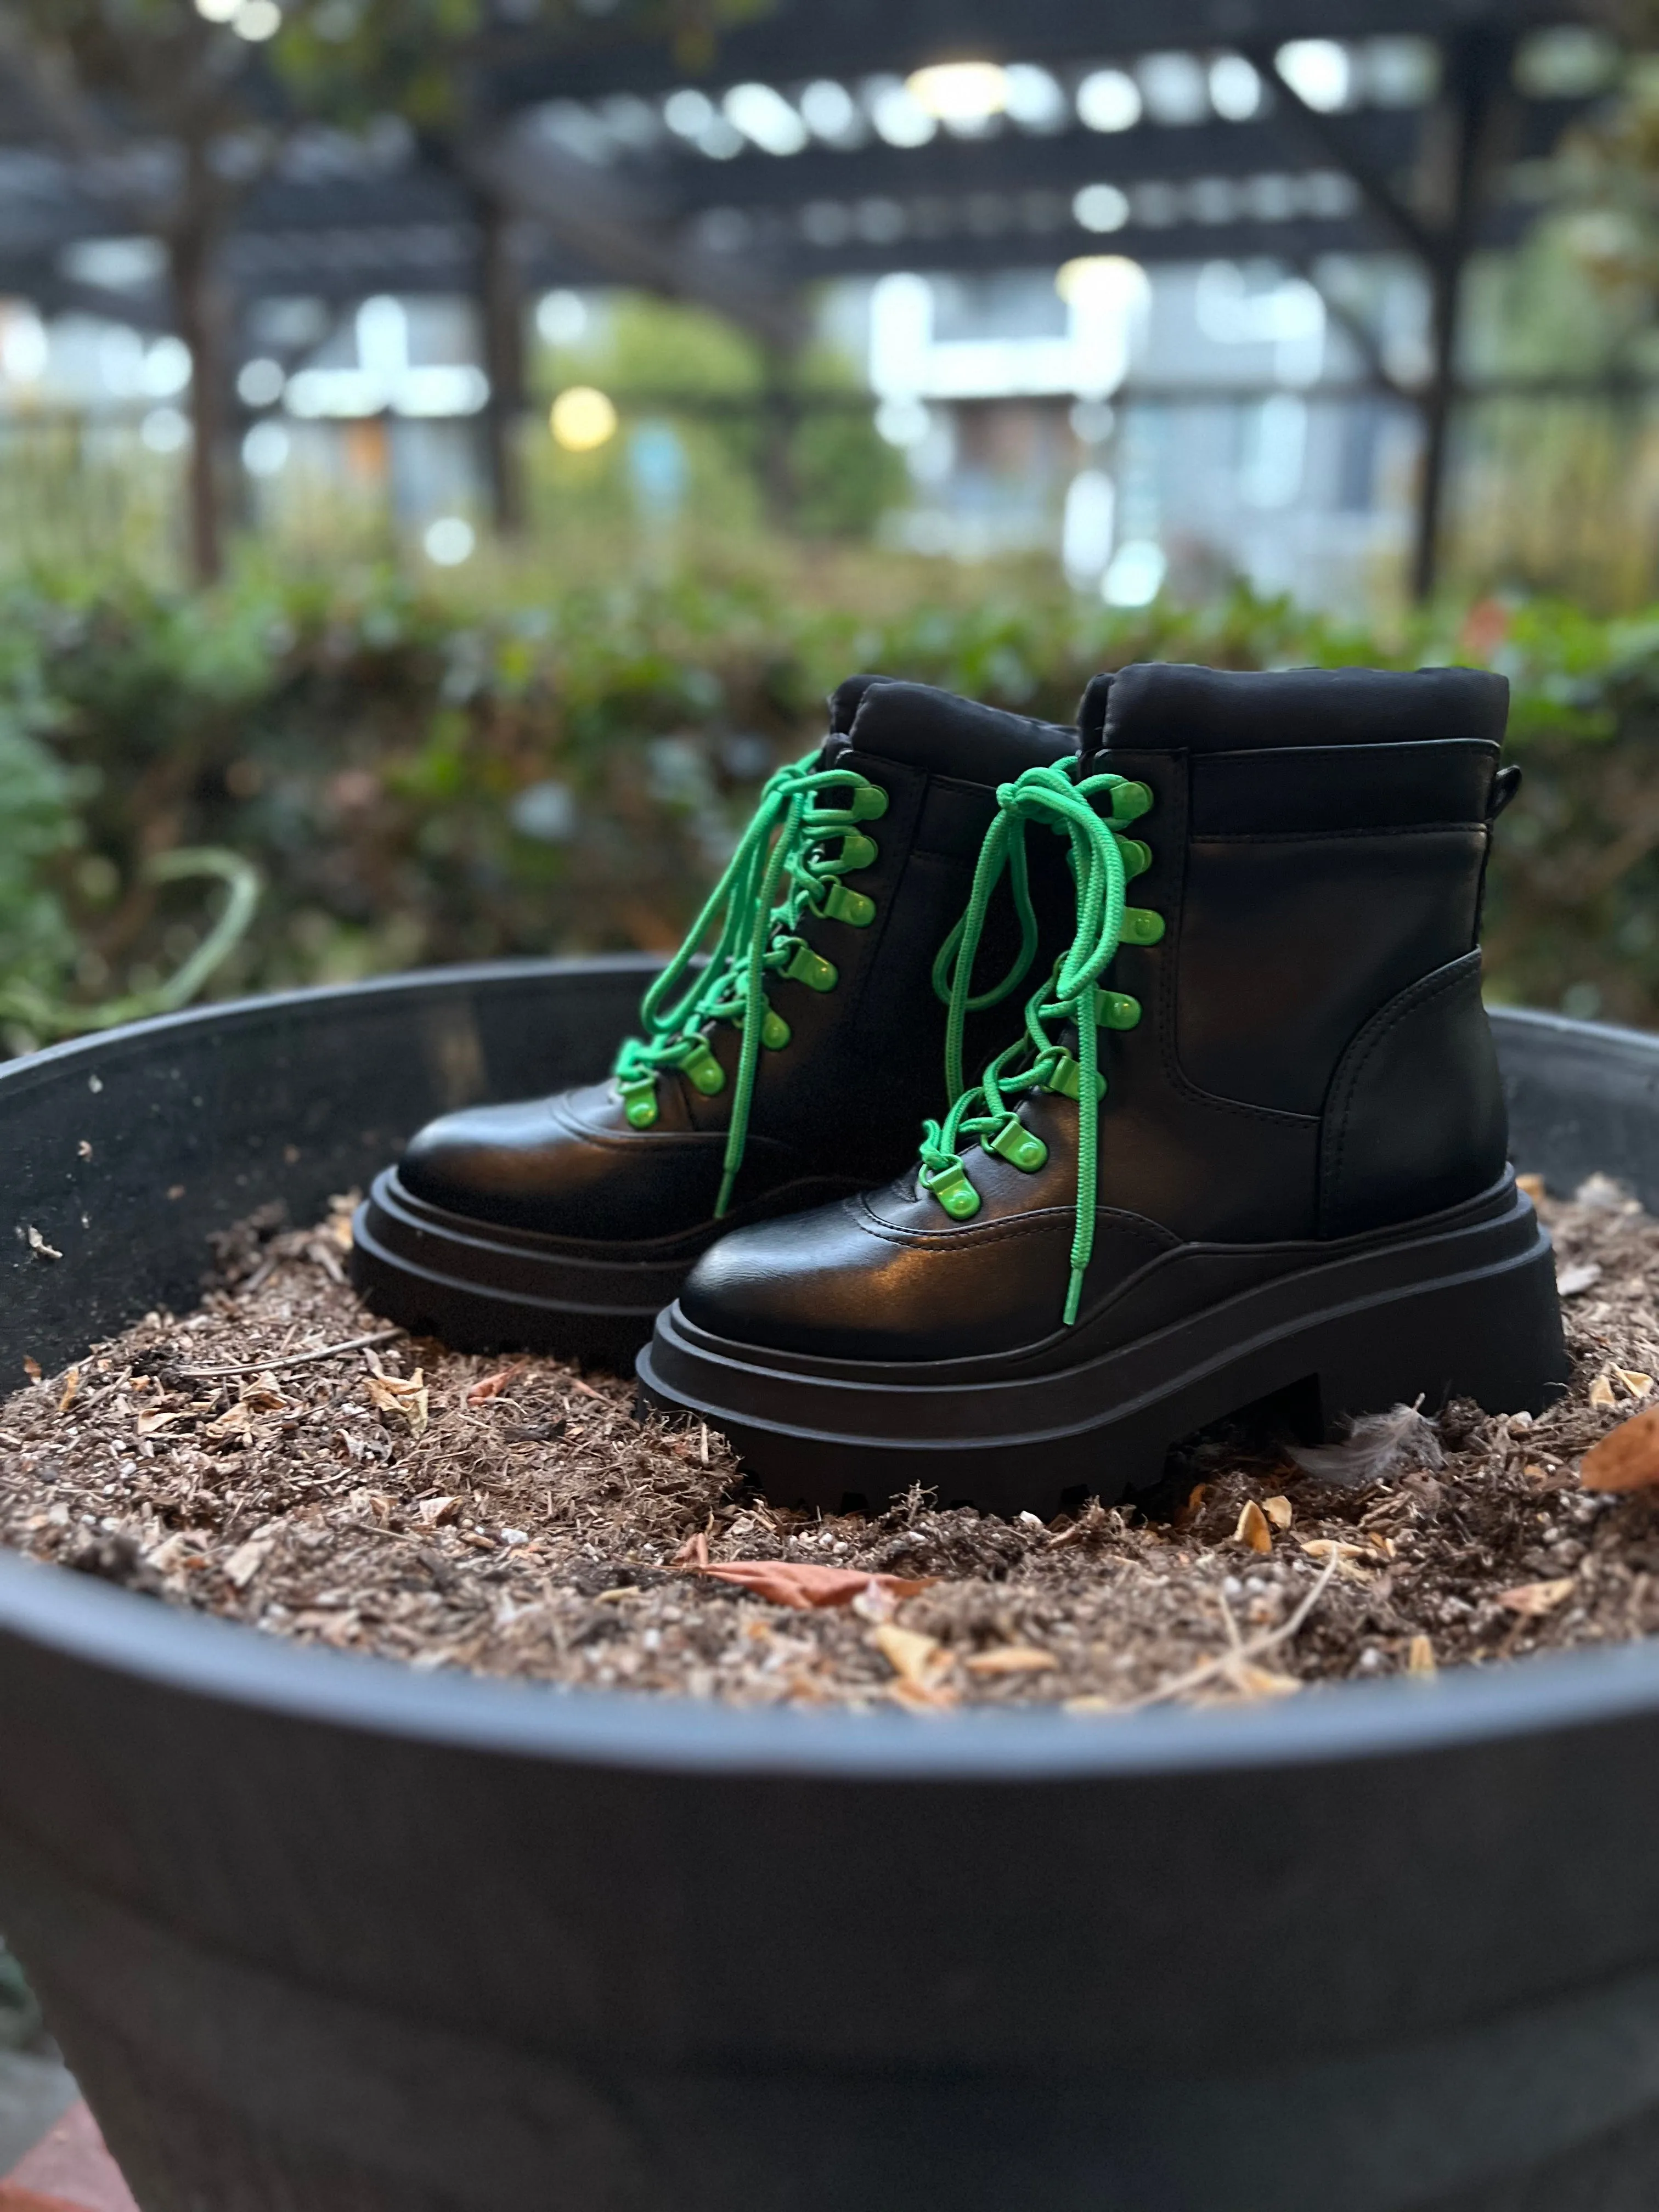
<box><xmin>2</xmin><ymin>1177</ymin><xmax>1656</xmax><ymax>1714</ymax></box>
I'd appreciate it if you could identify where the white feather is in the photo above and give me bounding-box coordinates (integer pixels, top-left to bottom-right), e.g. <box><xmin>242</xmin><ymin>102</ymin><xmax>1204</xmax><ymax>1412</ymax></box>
<box><xmin>1286</xmin><ymin>1402</ymin><xmax>1444</xmax><ymax>1488</ymax></box>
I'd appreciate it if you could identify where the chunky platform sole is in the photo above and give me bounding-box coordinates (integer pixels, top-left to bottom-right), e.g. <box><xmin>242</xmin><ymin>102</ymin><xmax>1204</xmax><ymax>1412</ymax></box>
<box><xmin>350</xmin><ymin>1168</ymin><xmax>712</xmax><ymax>1365</ymax></box>
<box><xmin>637</xmin><ymin>1181</ymin><xmax>1570</xmax><ymax>1517</ymax></box>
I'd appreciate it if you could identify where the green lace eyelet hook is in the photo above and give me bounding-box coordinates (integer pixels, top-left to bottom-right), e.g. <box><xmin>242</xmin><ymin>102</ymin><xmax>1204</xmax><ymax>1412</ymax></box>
<box><xmin>617</xmin><ymin>1074</ymin><xmax>659</xmax><ymax>1128</ymax></box>
<box><xmin>986</xmin><ymin>1118</ymin><xmax>1048</xmax><ymax>1172</ymax></box>
<box><xmin>782</xmin><ymin>941</ymin><xmax>839</xmax><ymax>992</ymax></box>
<box><xmin>678</xmin><ymin>1041</ymin><xmax>727</xmax><ymax>1096</ymax></box>
<box><xmin>820</xmin><ymin>882</ymin><xmax>875</xmax><ymax>928</ymax></box>
<box><xmin>1041</xmin><ymin>1051</ymin><xmax>1107</xmax><ymax>1102</ymax></box>
<box><xmin>921</xmin><ymin>1163</ymin><xmax>982</xmax><ymax>1220</ymax></box>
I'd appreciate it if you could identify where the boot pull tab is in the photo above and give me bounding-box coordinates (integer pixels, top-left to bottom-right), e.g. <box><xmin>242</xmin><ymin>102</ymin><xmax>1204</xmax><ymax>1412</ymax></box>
<box><xmin>1488</xmin><ymin>765</ymin><xmax>1522</xmax><ymax>821</ymax></box>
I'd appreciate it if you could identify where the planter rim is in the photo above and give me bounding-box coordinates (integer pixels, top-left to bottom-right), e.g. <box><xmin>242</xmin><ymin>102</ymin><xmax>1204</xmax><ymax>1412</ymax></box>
<box><xmin>2</xmin><ymin>963</ymin><xmax>1653</xmax><ymax>1787</ymax></box>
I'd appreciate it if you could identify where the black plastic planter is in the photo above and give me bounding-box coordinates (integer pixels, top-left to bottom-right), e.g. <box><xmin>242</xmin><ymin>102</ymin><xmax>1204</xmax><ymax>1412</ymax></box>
<box><xmin>4</xmin><ymin>960</ymin><xmax>1659</xmax><ymax>2212</ymax></box>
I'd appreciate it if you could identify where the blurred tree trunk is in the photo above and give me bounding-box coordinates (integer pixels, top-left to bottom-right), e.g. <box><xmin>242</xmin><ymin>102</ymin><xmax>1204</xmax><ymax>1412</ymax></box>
<box><xmin>478</xmin><ymin>190</ymin><xmax>527</xmax><ymax>537</ymax></box>
<box><xmin>169</xmin><ymin>153</ymin><xmax>230</xmax><ymax>589</ymax></box>
<box><xmin>759</xmin><ymin>341</ymin><xmax>800</xmax><ymax>533</ymax></box>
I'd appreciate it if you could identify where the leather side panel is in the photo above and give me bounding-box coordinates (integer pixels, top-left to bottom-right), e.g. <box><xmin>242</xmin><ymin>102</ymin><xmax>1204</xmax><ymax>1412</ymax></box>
<box><xmin>1318</xmin><ymin>951</ymin><xmax>1508</xmax><ymax>1239</ymax></box>
<box><xmin>1175</xmin><ymin>827</ymin><xmax>1488</xmax><ymax>1114</ymax></box>
<box><xmin>1190</xmin><ymin>742</ymin><xmax>1498</xmax><ymax>836</ymax></box>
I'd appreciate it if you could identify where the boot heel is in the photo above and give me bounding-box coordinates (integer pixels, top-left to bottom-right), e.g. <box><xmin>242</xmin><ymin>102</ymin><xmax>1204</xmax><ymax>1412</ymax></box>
<box><xmin>1313</xmin><ymin>1235</ymin><xmax>1567</xmax><ymax>1436</ymax></box>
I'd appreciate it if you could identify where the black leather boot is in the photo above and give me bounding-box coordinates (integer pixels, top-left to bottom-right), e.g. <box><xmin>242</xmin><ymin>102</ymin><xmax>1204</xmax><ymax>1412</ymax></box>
<box><xmin>350</xmin><ymin>678</ymin><xmax>1076</xmax><ymax>1359</ymax></box>
<box><xmin>640</xmin><ymin>662</ymin><xmax>1570</xmax><ymax>1515</ymax></box>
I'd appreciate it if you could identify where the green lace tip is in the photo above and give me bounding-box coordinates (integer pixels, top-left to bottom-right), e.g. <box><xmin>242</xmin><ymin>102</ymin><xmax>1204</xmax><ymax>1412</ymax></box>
<box><xmin>1063</xmin><ymin>1274</ymin><xmax>1082</xmax><ymax>1327</ymax></box>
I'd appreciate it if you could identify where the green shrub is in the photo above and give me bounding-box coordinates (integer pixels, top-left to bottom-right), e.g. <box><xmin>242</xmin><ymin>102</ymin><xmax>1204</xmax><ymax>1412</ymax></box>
<box><xmin>3</xmin><ymin>555</ymin><xmax>1658</xmax><ymax>1038</ymax></box>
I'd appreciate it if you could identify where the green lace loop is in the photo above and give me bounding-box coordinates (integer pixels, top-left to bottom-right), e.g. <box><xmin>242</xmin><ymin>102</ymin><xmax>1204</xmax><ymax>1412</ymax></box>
<box><xmin>918</xmin><ymin>761</ymin><xmax>1154</xmax><ymax>1327</ymax></box>
<box><xmin>612</xmin><ymin>752</ymin><xmax>887</xmax><ymax>1216</ymax></box>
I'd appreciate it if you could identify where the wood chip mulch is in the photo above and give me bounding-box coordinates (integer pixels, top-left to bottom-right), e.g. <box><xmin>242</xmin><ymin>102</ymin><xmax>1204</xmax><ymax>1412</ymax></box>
<box><xmin>3</xmin><ymin>1176</ymin><xmax>1658</xmax><ymax>1716</ymax></box>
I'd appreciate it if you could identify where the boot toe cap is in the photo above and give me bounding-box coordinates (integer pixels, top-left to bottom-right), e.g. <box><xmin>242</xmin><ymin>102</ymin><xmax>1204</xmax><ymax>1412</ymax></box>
<box><xmin>397</xmin><ymin>1086</ymin><xmax>734</xmax><ymax>1240</ymax></box>
<box><xmin>399</xmin><ymin>1098</ymin><xmax>571</xmax><ymax>1227</ymax></box>
<box><xmin>681</xmin><ymin>1199</ymin><xmax>1049</xmax><ymax>1362</ymax></box>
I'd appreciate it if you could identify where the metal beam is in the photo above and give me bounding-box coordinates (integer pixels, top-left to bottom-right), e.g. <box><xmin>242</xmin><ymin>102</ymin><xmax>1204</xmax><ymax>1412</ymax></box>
<box><xmin>501</xmin><ymin>0</ymin><xmax>1581</xmax><ymax>105</ymax></box>
<box><xmin>462</xmin><ymin>116</ymin><xmax>804</xmax><ymax>349</ymax></box>
<box><xmin>657</xmin><ymin>110</ymin><xmax>1421</xmax><ymax>213</ymax></box>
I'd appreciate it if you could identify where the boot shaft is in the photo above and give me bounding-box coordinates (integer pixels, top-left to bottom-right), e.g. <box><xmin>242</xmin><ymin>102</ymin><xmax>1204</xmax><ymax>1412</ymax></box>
<box><xmin>648</xmin><ymin>677</ymin><xmax>1079</xmax><ymax>1192</ymax></box>
<box><xmin>1078</xmin><ymin>661</ymin><xmax>1513</xmax><ymax>1242</ymax></box>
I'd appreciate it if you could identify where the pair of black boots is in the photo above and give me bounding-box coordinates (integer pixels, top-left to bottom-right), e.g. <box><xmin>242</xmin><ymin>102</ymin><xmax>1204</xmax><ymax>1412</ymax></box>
<box><xmin>352</xmin><ymin>663</ymin><xmax>1567</xmax><ymax>1517</ymax></box>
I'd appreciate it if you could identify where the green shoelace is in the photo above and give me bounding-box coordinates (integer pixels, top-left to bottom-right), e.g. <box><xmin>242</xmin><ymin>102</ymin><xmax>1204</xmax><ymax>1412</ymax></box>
<box><xmin>919</xmin><ymin>760</ymin><xmax>1159</xmax><ymax>1327</ymax></box>
<box><xmin>612</xmin><ymin>752</ymin><xmax>888</xmax><ymax>1216</ymax></box>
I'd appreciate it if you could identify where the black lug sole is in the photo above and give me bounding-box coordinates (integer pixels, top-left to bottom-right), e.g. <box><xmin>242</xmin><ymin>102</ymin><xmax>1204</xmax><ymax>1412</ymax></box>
<box><xmin>350</xmin><ymin>1169</ymin><xmax>703</xmax><ymax>1366</ymax></box>
<box><xmin>636</xmin><ymin>1184</ymin><xmax>1570</xmax><ymax>1516</ymax></box>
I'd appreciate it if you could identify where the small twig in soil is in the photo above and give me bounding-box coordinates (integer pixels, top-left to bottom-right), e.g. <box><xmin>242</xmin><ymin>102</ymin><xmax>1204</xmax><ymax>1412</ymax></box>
<box><xmin>173</xmin><ymin>1328</ymin><xmax>405</xmax><ymax>1380</ymax></box>
<box><xmin>1120</xmin><ymin>1557</ymin><xmax>1341</xmax><ymax>1712</ymax></box>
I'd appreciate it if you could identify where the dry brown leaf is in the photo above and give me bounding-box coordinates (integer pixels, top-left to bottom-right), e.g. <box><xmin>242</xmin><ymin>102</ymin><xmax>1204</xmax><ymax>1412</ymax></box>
<box><xmin>21</xmin><ymin>1357</ymin><xmax>40</xmax><ymax>1382</ymax></box>
<box><xmin>873</xmin><ymin>1622</ymin><xmax>956</xmax><ymax>1705</ymax></box>
<box><xmin>1298</xmin><ymin>1538</ymin><xmax>1372</xmax><ymax>1582</ymax></box>
<box><xmin>1618</xmin><ymin>1369</ymin><xmax>1655</xmax><ymax>1399</ymax></box>
<box><xmin>1516</xmin><ymin>1172</ymin><xmax>1545</xmax><ymax>1203</ymax></box>
<box><xmin>1559</xmin><ymin>1261</ymin><xmax>1603</xmax><ymax>1298</ymax></box>
<box><xmin>672</xmin><ymin>1530</ymin><xmax>710</xmax><ymax>1569</ymax></box>
<box><xmin>1499</xmin><ymin>1577</ymin><xmax>1575</xmax><ymax>1617</ymax></box>
<box><xmin>466</xmin><ymin>1364</ymin><xmax>525</xmax><ymax>1407</ymax></box>
<box><xmin>206</xmin><ymin>1403</ymin><xmax>254</xmax><ymax>1443</ymax></box>
<box><xmin>415</xmin><ymin>1494</ymin><xmax>461</xmax><ymax>1527</ymax></box>
<box><xmin>1589</xmin><ymin>1374</ymin><xmax>1618</xmax><ymax>1409</ymax></box>
<box><xmin>146</xmin><ymin>1532</ymin><xmax>204</xmax><ymax>1574</ymax></box>
<box><xmin>1233</xmin><ymin>1499</ymin><xmax>1272</xmax><ymax>1554</ymax></box>
<box><xmin>1175</xmin><ymin>1482</ymin><xmax>1209</xmax><ymax>1528</ymax></box>
<box><xmin>368</xmin><ymin>1370</ymin><xmax>429</xmax><ymax>1437</ymax></box>
<box><xmin>1262</xmin><ymin>1494</ymin><xmax>1293</xmax><ymax>1530</ymax></box>
<box><xmin>964</xmin><ymin>1646</ymin><xmax>1058</xmax><ymax>1676</ymax></box>
<box><xmin>57</xmin><ymin>1368</ymin><xmax>79</xmax><ymax>1415</ymax></box>
<box><xmin>692</xmin><ymin>1559</ymin><xmax>938</xmax><ymax>1610</ymax></box>
<box><xmin>1407</xmin><ymin>1633</ymin><xmax>1436</xmax><ymax>1675</ymax></box>
<box><xmin>224</xmin><ymin>1537</ymin><xmax>272</xmax><ymax>1590</ymax></box>
<box><xmin>1229</xmin><ymin>1660</ymin><xmax>1300</xmax><ymax>1699</ymax></box>
<box><xmin>137</xmin><ymin>1408</ymin><xmax>188</xmax><ymax>1437</ymax></box>
<box><xmin>1581</xmin><ymin>1408</ymin><xmax>1659</xmax><ymax>1492</ymax></box>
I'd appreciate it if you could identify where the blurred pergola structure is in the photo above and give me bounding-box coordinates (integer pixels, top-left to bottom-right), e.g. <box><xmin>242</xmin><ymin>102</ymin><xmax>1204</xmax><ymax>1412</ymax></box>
<box><xmin>0</xmin><ymin>0</ymin><xmax>1607</xmax><ymax>591</ymax></box>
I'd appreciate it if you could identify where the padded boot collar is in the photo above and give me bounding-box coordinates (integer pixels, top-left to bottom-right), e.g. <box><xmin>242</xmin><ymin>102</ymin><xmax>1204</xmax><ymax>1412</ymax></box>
<box><xmin>1079</xmin><ymin>662</ymin><xmax>1509</xmax><ymax>758</ymax></box>
<box><xmin>823</xmin><ymin>677</ymin><xmax>1077</xmax><ymax>784</ymax></box>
